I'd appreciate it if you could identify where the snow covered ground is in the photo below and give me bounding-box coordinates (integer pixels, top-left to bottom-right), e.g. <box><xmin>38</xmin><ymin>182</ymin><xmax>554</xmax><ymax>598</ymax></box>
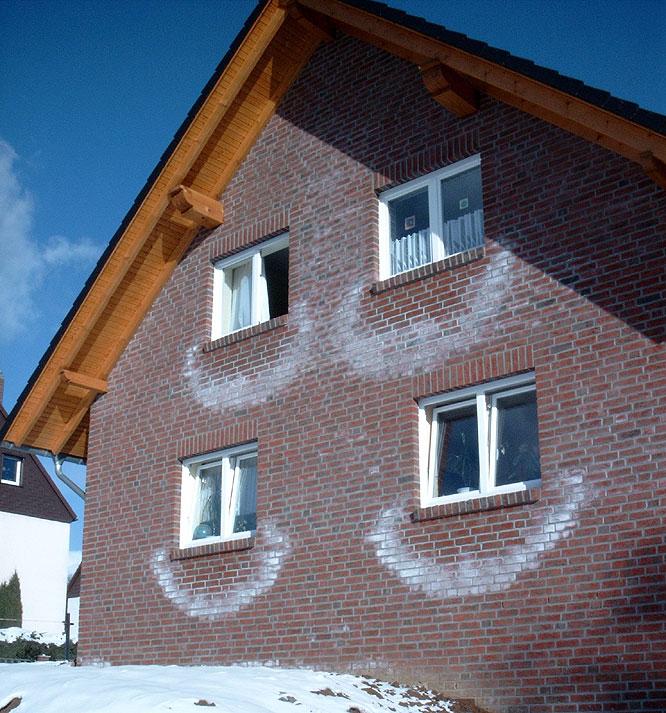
<box><xmin>0</xmin><ymin>663</ymin><xmax>484</xmax><ymax>713</ymax></box>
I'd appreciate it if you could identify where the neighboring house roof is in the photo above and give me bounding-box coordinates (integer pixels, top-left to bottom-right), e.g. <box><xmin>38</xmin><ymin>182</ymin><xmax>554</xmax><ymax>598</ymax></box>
<box><xmin>67</xmin><ymin>564</ymin><xmax>81</xmax><ymax>599</ymax></box>
<box><xmin>1</xmin><ymin>0</ymin><xmax>664</xmax><ymax>464</ymax></box>
<box><xmin>0</xmin><ymin>405</ymin><xmax>76</xmax><ymax>523</ymax></box>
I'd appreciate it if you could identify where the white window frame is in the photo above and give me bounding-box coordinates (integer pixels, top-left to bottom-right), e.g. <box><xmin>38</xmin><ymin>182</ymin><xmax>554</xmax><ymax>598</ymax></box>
<box><xmin>1</xmin><ymin>454</ymin><xmax>22</xmax><ymax>486</ymax></box>
<box><xmin>418</xmin><ymin>373</ymin><xmax>540</xmax><ymax>507</ymax></box>
<box><xmin>378</xmin><ymin>154</ymin><xmax>482</xmax><ymax>280</ymax></box>
<box><xmin>211</xmin><ymin>233</ymin><xmax>289</xmax><ymax>340</ymax></box>
<box><xmin>179</xmin><ymin>443</ymin><xmax>257</xmax><ymax>549</ymax></box>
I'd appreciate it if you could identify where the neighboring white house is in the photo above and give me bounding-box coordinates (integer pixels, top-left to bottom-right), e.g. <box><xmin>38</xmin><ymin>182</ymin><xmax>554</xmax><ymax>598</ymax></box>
<box><xmin>0</xmin><ymin>373</ymin><xmax>76</xmax><ymax>636</ymax></box>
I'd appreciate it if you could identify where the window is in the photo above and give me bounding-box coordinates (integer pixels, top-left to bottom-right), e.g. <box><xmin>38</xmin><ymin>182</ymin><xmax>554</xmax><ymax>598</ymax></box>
<box><xmin>1</xmin><ymin>455</ymin><xmax>22</xmax><ymax>486</ymax></box>
<box><xmin>419</xmin><ymin>374</ymin><xmax>541</xmax><ymax>505</ymax></box>
<box><xmin>212</xmin><ymin>234</ymin><xmax>289</xmax><ymax>339</ymax></box>
<box><xmin>378</xmin><ymin>155</ymin><xmax>484</xmax><ymax>278</ymax></box>
<box><xmin>180</xmin><ymin>444</ymin><xmax>257</xmax><ymax>548</ymax></box>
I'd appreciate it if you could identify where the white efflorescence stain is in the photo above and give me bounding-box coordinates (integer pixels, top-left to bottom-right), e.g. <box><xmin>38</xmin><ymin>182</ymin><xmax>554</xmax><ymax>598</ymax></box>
<box><xmin>151</xmin><ymin>520</ymin><xmax>291</xmax><ymax>620</ymax></box>
<box><xmin>183</xmin><ymin>296</ymin><xmax>317</xmax><ymax>410</ymax></box>
<box><xmin>367</xmin><ymin>469</ymin><xmax>588</xmax><ymax>598</ymax></box>
<box><xmin>177</xmin><ymin>245</ymin><xmax>539</xmax><ymax>612</ymax></box>
<box><xmin>184</xmin><ymin>248</ymin><xmax>518</xmax><ymax>412</ymax></box>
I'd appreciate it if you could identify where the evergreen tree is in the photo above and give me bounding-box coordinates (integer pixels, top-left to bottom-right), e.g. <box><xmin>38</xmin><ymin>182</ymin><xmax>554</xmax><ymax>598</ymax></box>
<box><xmin>0</xmin><ymin>572</ymin><xmax>22</xmax><ymax>627</ymax></box>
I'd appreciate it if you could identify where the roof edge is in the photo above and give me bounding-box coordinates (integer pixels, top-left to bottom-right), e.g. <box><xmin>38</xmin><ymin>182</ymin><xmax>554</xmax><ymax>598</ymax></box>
<box><xmin>0</xmin><ymin>0</ymin><xmax>272</xmax><ymax>453</ymax></box>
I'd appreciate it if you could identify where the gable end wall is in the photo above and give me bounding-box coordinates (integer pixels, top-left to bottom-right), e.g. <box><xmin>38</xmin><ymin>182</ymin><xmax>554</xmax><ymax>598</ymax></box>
<box><xmin>80</xmin><ymin>35</ymin><xmax>666</xmax><ymax>712</ymax></box>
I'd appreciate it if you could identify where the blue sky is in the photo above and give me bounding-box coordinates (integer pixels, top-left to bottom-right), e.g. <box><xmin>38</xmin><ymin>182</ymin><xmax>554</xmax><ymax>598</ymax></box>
<box><xmin>1</xmin><ymin>0</ymin><xmax>664</xmax><ymax>555</ymax></box>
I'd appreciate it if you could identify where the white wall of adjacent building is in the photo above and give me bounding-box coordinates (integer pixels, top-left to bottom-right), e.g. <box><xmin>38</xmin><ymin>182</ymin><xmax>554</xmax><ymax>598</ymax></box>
<box><xmin>0</xmin><ymin>511</ymin><xmax>70</xmax><ymax>635</ymax></box>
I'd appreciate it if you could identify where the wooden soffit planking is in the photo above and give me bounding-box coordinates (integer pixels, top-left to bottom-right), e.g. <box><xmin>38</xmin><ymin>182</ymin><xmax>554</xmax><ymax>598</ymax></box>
<box><xmin>2</xmin><ymin>0</ymin><xmax>664</xmax><ymax>463</ymax></box>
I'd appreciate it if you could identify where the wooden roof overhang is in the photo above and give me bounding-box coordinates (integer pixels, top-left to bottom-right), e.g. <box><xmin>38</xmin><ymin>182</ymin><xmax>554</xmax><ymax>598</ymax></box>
<box><xmin>1</xmin><ymin>0</ymin><xmax>664</xmax><ymax>463</ymax></box>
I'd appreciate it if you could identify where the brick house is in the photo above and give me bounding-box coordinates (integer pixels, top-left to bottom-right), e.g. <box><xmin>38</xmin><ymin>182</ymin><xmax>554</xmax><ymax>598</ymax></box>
<box><xmin>1</xmin><ymin>0</ymin><xmax>664</xmax><ymax>710</ymax></box>
<box><xmin>0</xmin><ymin>373</ymin><xmax>76</xmax><ymax>634</ymax></box>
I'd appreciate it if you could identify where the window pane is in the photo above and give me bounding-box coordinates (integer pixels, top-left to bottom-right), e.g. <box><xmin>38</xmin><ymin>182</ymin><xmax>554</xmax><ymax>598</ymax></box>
<box><xmin>262</xmin><ymin>247</ymin><xmax>289</xmax><ymax>319</ymax></box>
<box><xmin>229</xmin><ymin>260</ymin><xmax>252</xmax><ymax>332</ymax></box>
<box><xmin>192</xmin><ymin>464</ymin><xmax>222</xmax><ymax>540</ymax></box>
<box><xmin>441</xmin><ymin>165</ymin><xmax>484</xmax><ymax>255</ymax></box>
<box><xmin>232</xmin><ymin>456</ymin><xmax>257</xmax><ymax>534</ymax></box>
<box><xmin>494</xmin><ymin>390</ymin><xmax>541</xmax><ymax>486</ymax></box>
<box><xmin>1</xmin><ymin>456</ymin><xmax>19</xmax><ymax>484</ymax></box>
<box><xmin>435</xmin><ymin>406</ymin><xmax>480</xmax><ymax>496</ymax></box>
<box><xmin>388</xmin><ymin>187</ymin><xmax>431</xmax><ymax>274</ymax></box>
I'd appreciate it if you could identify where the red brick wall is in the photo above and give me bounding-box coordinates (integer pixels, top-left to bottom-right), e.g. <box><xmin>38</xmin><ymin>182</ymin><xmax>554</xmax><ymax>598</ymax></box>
<box><xmin>79</xmin><ymin>35</ymin><xmax>666</xmax><ymax>712</ymax></box>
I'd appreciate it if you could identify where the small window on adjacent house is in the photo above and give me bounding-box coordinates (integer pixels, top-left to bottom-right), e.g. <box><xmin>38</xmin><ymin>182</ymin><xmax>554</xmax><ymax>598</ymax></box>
<box><xmin>379</xmin><ymin>155</ymin><xmax>484</xmax><ymax>279</ymax></box>
<box><xmin>1</xmin><ymin>455</ymin><xmax>22</xmax><ymax>486</ymax></box>
<box><xmin>212</xmin><ymin>234</ymin><xmax>289</xmax><ymax>339</ymax></box>
<box><xmin>419</xmin><ymin>374</ymin><xmax>540</xmax><ymax>505</ymax></box>
<box><xmin>180</xmin><ymin>445</ymin><xmax>257</xmax><ymax>548</ymax></box>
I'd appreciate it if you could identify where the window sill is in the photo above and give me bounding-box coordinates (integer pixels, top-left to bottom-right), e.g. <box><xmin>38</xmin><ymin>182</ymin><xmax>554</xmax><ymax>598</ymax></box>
<box><xmin>371</xmin><ymin>246</ymin><xmax>485</xmax><ymax>294</ymax></box>
<box><xmin>411</xmin><ymin>486</ymin><xmax>541</xmax><ymax>522</ymax></box>
<box><xmin>170</xmin><ymin>535</ymin><xmax>255</xmax><ymax>561</ymax></box>
<box><xmin>203</xmin><ymin>314</ymin><xmax>288</xmax><ymax>353</ymax></box>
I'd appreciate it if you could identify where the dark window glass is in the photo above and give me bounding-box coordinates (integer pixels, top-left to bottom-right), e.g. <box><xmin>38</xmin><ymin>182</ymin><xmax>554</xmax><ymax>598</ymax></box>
<box><xmin>1</xmin><ymin>455</ymin><xmax>20</xmax><ymax>484</ymax></box>
<box><xmin>495</xmin><ymin>390</ymin><xmax>541</xmax><ymax>486</ymax></box>
<box><xmin>441</xmin><ymin>165</ymin><xmax>484</xmax><ymax>255</ymax></box>
<box><xmin>388</xmin><ymin>187</ymin><xmax>431</xmax><ymax>274</ymax></box>
<box><xmin>263</xmin><ymin>247</ymin><xmax>289</xmax><ymax>319</ymax></box>
<box><xmin>436</xmin><ymin>406</ymin><xmax>480</xmax><ymax>496</ymax></box>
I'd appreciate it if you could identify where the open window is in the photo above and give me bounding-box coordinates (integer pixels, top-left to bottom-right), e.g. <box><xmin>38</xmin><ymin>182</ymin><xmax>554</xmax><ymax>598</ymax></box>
<box><xmin>212</xmin><ymin>234</ymin><xmax>289</xmax><ymax>340</ymax></box>
<box><xmin>1</xmin><ymin>454</ymin><xmax>22</xmax><ymax>486</ymax></box>
<box><xmin>180</xmin><ymin>444</ymin><xmax>258</xmax><ymax>548</ymax></box>
<box><xmin>378</xmin><ymin>155</ymin><xmax>484</xmax><ymax>279</ymax></box>
<box><xmin>419</xmin><ymin>373</ymin><xmax>541</xmax><ymax>505</ymax></box>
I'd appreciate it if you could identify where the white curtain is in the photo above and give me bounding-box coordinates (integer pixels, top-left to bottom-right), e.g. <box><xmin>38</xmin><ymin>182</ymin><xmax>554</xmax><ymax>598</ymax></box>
<box><xmin>256</xmin><ymin>256</ymin><xmax>271</xmax><ymax>324</ymax></box>
<box><xmin>443</xmin><ymin>208</ymin><xmax>484</xmax><ymax>255</ymax></box>
<box><xmin>231</xmin><ymin>456</ymin><xmax>257</xmax><ymax>534</ymax></box>
<box><xmin>230</xmin><ymin>261</ymin><xmax>252</xmax><ymax>331</ymax></box>
<box><xmin>193</xmin><ymin>464</ymin><xmax>222</xmax><ymax>539</ymax></box>
<box><xmin>391</xmin><ymin>228</ymin><xmax>431</xmax><ymax>275</ymax></box>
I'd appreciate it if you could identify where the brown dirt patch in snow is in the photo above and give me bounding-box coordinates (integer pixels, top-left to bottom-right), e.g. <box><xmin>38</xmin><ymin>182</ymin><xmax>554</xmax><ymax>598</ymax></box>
<box><xmin>347</xmin><ymin>676</ymin><xmax>494</xmax><ymax>713</ymax></box>
<box><xmin>312</xmin><ymin>687</ymin><xmax>350</xmax><ymax>698</ymax></box>
<box><xmin>0</xmin><ymin>698</ymin><xmax>21</xmax><ymax>713</ymax></box>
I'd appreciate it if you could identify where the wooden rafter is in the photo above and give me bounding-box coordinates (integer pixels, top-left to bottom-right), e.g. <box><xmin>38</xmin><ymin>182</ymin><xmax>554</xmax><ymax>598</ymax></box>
<box><xmin>420</xmin><ymin>61</ymin><xmax>479</xmax><ymax>117</ymax></box>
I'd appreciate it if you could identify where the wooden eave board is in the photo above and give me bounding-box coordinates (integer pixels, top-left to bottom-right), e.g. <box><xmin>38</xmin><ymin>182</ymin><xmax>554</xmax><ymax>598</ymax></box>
<box><xmin>301</xmin><ymin>0</ymin><xmax>666</xmax><ymax>164</ymax></box>
<box><xmin>2</xmin><ymin>0</ymin><xmax>664</xmax><ymax>462</ymax></box>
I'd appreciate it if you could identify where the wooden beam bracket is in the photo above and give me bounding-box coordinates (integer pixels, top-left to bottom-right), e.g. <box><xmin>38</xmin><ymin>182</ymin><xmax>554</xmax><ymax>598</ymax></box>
<box><xmin>420</xmin><ymin>61</ymin><xmax>479</xmax><ymax>118</ymax></box>
<box><xmin>168</xmin><ymin>185</ymin><xmax>225</xmax><ymax>229</ymax></box>
<box><xmin>61</xmin><ymin>369</ymin><xmax>108</xmax><ymax>394</ymax></box>
<box><xmin>638</xmin><ymin>151</ymin><xmax>666</xmax><ymax>190</ymax></box>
